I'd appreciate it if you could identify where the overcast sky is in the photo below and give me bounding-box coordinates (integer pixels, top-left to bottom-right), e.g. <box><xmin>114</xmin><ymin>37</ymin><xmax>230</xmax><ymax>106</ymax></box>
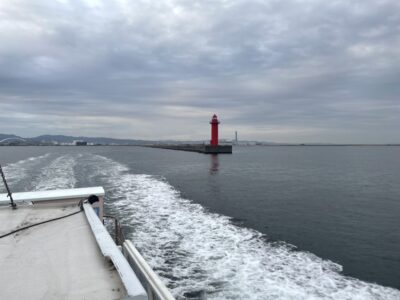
<box><xmin>0</xmin><ymin>0</ymin><xmax>399</xmax><ymax>143</ymax></box>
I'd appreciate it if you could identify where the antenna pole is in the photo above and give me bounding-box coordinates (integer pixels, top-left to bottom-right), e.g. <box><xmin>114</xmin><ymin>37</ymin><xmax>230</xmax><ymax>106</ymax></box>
<box><xmin>0</xmin><ymin>164</ymin><xmax>17</xmax><ymax>209</ymax></box>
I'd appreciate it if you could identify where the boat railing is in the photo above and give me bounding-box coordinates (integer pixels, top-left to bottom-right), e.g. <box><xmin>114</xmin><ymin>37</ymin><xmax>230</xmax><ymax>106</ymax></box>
<box><xmin>104</xmin><ymin>215</ymin><xmax>126</xmax><ymax>246</ymax></box>
<box><xmin>83</xmin><ymin>203</ymin><xmax>147</xmax><ymax>300</ymax></box>
<box><xmin>123</xmin><ymin>240</ymin><xmax>175</xmax><ymax>300</ymax></box>
<box><xmin>103</xmin><ymin>216</ymin><xmax>175</xmax><ymax>299</ymax></box>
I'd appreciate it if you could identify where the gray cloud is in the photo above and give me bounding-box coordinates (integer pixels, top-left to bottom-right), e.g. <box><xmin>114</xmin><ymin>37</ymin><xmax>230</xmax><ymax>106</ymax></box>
<box><xmin>0</xmin><ymin>0</ymin><xmax>399</xmax><ymax>142</ymax></box>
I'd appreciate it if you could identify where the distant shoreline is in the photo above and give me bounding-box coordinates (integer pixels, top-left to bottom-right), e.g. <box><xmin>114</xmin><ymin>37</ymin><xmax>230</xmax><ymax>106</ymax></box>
<box><xmin>0</xmin><ymin>144</ymin><xmax>399</xmax><ymax>147</ymax></box>
<box><xmin>253</xmin><ymin>144</ymin><xmax>400</xmax><ymax>146</ymax></box>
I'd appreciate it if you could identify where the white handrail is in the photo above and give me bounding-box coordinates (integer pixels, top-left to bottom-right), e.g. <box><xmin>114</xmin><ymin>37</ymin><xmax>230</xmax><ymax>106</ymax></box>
<box><xmin>0</xmin><ymin>187</ymin><xmax>105</xmax><ymax>203</ymax></box>
<box><xmin>123</xmin><ymin>240</ymin><xmax>175</xmax><ymax>300</ymax></box>
<box><xmin>84</xmin><ymin>203</ymin><xmax>147</xmax><ymax>300</ymax></box>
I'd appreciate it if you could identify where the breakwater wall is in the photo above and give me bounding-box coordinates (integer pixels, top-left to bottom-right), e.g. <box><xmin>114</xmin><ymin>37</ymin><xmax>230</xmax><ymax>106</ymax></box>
<box><xmin>147</xmin><ymin>144</ymin><xmax>232</xmax><ymax>154</ymax></box>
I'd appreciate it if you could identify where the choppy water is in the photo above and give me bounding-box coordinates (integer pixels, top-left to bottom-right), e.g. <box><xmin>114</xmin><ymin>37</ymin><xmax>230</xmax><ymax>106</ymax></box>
<box><xmin>1</xmin><ymin>146</ymin><xmax>399</xmax><ymax>299</ymax></box>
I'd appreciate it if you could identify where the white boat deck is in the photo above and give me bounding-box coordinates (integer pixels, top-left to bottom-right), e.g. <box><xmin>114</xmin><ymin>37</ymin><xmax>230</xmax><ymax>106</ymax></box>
<box><xmin>0</xmin><ymin>205</ymin><xmax>125</xmax><ymax>300</ymax></box>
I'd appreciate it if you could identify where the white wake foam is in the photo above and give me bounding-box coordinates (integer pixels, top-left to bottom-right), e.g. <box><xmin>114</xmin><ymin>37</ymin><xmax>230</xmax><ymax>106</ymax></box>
<box><xmin>1</xmin><ymin>154</ymin><xmax>50</xmax><ymax>192</ymax></box>
<box><xmin>90</xmin><ymin>155</ymin><xmax>400</xmax><ymax>300</ymax></box>
<box><xmin>33</xmin><ymin>155</ymin><xmax>76</xmax><ymax>190</ymax></box>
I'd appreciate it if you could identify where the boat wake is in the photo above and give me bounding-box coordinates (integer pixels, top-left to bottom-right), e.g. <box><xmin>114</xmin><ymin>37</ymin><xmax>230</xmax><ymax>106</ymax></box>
<box><xmin>1</xmin><ymin>154</ymin><xmax>76</xmax><ymax>192</ymax></box>
<box><xmin>33</xmin><ymin>155</ymin><xmax>76</xmax><ymax>191</ymax></box>
<box><xmin>87</xmin><ymin>155</ymin><xmax>400</xmax><ymax>300</ymax></box>
<box><xmin>2</xmin><ymin>153</ymin><xmax>400</xmax><ymax>300</ymax></box>
<box><xmin>1</xmin><ymin>154</ymin><xmax>50</xmax><ymax>189</ymax></box>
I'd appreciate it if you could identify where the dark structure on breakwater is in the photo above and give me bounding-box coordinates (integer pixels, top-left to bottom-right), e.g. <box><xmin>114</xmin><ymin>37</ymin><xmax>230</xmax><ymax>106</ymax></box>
<box><xmin>149</xmin><ymin>114</ymin><xmax>232</xmax><ymax>154</ymax></box>
<box><xmin>149</xmin><ymin>143</ymin><xmax>232</xmax><ymax>154</ymax></box>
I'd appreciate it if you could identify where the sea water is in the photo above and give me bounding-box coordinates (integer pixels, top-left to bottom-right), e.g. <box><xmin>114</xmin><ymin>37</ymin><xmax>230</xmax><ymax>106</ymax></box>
<box><xmin>1</xmin><ymin>146</ymin><xmax>399</xmax><ymax>299</ymax></box>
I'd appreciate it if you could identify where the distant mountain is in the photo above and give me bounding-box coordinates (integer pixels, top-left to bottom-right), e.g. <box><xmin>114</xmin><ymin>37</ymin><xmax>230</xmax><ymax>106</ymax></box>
<box><xmin>0</xmin><ymin>133</ymin><xmax>152</xmax><ymax>145</ymax></box>
<box><xmin>0</xmin><ymin>134</ymin><xmax>22</xmax><ymax>141</ymax></box>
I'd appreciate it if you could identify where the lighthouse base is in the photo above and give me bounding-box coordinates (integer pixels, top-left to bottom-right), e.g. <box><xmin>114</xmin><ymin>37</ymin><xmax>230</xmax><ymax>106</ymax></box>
<box><xmin>147</xmin><ymin>144</ymin><xmax>232</xmax><ymax>154</ymax></box>
<box><xmin>203</xmin><ymin>145</ymin><xmax>232</xmax><ymax>154</ymax></box>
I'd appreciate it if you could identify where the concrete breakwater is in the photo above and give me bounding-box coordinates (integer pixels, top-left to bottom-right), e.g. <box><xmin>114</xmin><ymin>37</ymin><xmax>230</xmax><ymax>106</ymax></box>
<box><xmin>147</xmin><ymin>144</ymin><xmax>232</xmax><ymax>154</ymax></box>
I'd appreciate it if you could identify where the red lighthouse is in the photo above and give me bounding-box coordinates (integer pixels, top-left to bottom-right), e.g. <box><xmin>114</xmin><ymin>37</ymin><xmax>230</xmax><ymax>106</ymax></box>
<box><xmin>210</xmin><ymin>114</ymin><xmax>220</xmax><ymax>146</ymax></box>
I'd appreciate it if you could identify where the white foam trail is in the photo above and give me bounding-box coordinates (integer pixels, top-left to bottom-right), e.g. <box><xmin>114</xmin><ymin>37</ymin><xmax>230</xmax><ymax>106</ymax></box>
<box><xmin>33</xmin><ymin>155</ymin><xmax>76</xmax><ymax>190</ymax></box>
<box><xmin>1</xmin><ymin>154</ymin><xmax>50</xmax><ymax>191</ymax></box>
<box><xmin>86</xmin><ymin>155</ymin><xmax>400</xmax><ymax>300</ymax></box>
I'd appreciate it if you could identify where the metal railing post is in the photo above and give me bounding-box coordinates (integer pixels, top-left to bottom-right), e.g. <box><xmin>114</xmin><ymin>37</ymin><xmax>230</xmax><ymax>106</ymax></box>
<box><xmin>0</xmin><ymin>164</ymin><xmax>17</xmax><ymax>209</ymax></box>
